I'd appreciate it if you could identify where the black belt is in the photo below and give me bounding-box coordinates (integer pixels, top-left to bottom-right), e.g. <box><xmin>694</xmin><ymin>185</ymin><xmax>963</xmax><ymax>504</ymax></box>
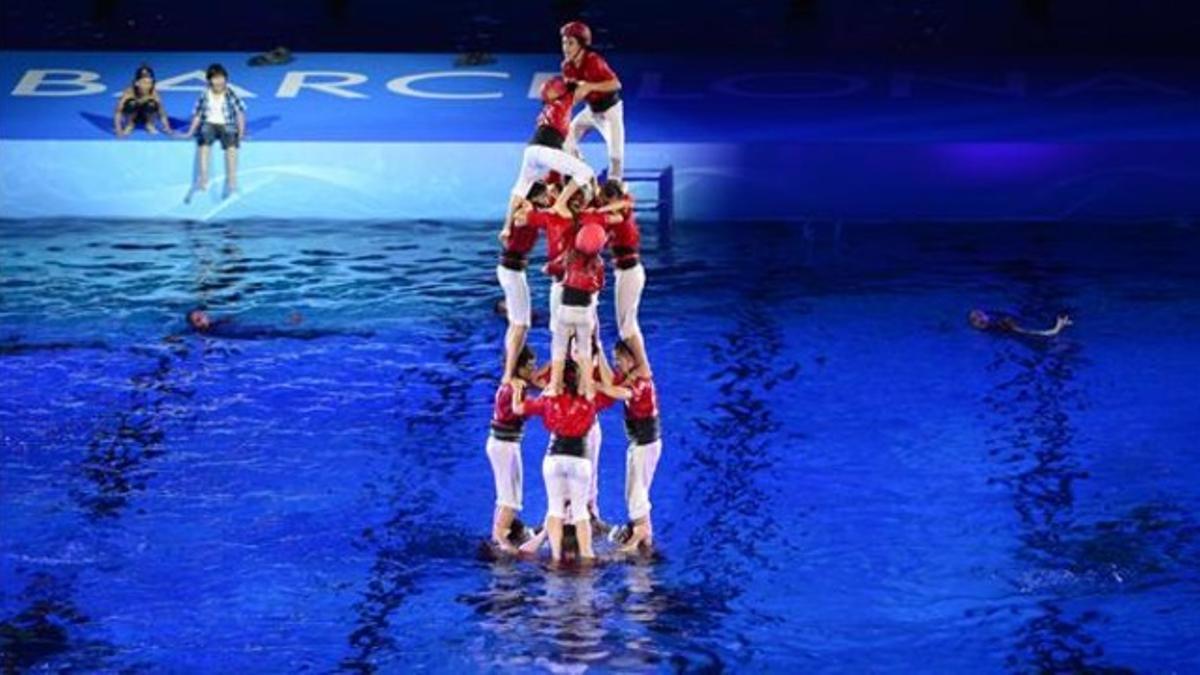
<box><xmin>499</xmin><ymin>251</ymin><xmax>527</xmax><ymax>271</ymax></box>
<box><xmin>562</xmin><ymin>286</ymin><xmax>592</xmax><ymax>307</ymax></box>
<box><xmin>588</xmin><ymin>90</ymin><xmax>621</xmax><ymax>113</ymax></box>
<box><xmin>612</xmin><ymin>246</ymin><xmax>639</xmax><ymax>270</ymax></box>
<box><xmin>549</xmin><ymin>435</ymin><xmax>587</xmax><ymax>458</ymax></box>
<box><xmin>490</xmin><ymin>421</ymin><xmax>525</xmax><ymax>443</ymax></box>
<box><xmin>530</xmin><ymin>125</ymin><xmax>565</xmax><ymax>149</ymax></box>
<box><xmin>625</xmin><ymin>416</ymin><xmax>661</xmax><ymax>445</ymax></box>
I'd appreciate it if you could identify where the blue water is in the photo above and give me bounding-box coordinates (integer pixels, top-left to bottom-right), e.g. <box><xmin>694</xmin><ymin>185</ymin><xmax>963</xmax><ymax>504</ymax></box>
<box><xmin>2</xmin><ymin>218</ymin><xmax>1198</xmax><ymax>672</ymax></box>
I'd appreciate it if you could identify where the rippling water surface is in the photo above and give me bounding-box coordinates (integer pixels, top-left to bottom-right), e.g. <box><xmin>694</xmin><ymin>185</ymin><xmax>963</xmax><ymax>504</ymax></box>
<box><xmin>2</xmin><ymin>218</ymin><xmax>1198</xmax><ymax>672</ymax></box>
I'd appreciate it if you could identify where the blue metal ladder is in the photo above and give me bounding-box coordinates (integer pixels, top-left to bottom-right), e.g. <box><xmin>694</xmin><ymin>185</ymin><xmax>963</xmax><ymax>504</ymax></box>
<box><xmin>599</xmin><ymin>166</ymin><xmax>674</xmax><ymax>226</ymax></box>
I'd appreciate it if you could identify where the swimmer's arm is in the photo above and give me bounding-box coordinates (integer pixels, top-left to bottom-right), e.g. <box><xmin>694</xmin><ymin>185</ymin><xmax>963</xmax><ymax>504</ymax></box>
<box><xmin>1014</xmin><ymin>314</ymin><xmax>1073</xmax><ymax>337</ymax></box>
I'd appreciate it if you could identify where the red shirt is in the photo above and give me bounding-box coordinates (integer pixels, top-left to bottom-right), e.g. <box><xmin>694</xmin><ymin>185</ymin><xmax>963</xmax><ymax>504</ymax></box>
<box><xmin>562</xmin><ymin>51</ymin><xmax>619</xmax><ymax>106</ymax></box>
<box><xmin>578</xmin><ymin>209</ymin><xmax>611</xmax><ymax>231</ymax></box>
<box><xmin>525</xmin><ymin>210</ymin><xmax>575</xmax><ymax>269</ymax></box>
<box><xmin>563</xmin><ymin>251</ymin><xmax>604</xmax><ymax>294</ymax></box>
<box><xmin>523</xmin><ymin>392</ymin><xmax>617</xmax><ymax>438</ymax></box>
<box><xmin>492</xmin><ymin>382</ymin><xmax>524</xmax><ymax>427</ymax></box>
<box><xmin>608</xmin><ymin>207</ymin><xmax>640</xmax><ymax>253</ymax></box>
<box><xmin>614</xmin><ymin>371</ymin><xmax>658</xmax><ymax>421</ymax></box>
<box><xmin>503</xmin><ymin>220</ymin><xmax>539</xmax><ymax>256</ymax></box>
<box><xmin>536</xmin><ymin>91</ymin><xmax>575</xmax><ymax>138</ymax></box>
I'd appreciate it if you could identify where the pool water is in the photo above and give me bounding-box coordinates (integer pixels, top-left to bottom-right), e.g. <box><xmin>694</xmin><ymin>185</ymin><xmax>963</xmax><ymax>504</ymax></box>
<box><xmin>2</xmin><ymin>217</ymin><xmax>1198</xmax><ymax>672</ymax></box>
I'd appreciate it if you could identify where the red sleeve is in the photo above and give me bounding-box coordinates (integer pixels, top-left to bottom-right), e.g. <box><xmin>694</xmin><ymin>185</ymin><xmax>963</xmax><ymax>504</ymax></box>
<box><xmin>586</xmin><ymin>53</ymin><xmax>617</xmax><ymax>81</ymax></box>
<box><xmin>523</xmin><ymin>396</ymin><xmax>547</xmax><ymax>418</ymax></box>
<box><xmin>611</xmin><ymin>371</ymin><xmax>627</xmax><ymax>387</ymax></box>
<box><xmin>594</xmin><ymin>393</ymin><xmax>617</xmax><ymax>411</ymax></box>
<box><xmin>525</xmin><ymin>211</ymin><xmax>552</xmax><ymax>230</ymax></box>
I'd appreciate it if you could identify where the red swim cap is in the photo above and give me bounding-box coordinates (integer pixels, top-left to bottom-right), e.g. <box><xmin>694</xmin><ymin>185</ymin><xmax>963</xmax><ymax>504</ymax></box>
<box><xmin>560</xmin><ymin>21</ymin><xmax>592</xmax><ymax>47</ymax></box>
<box><xmin>575</xmin><ymin>223</ymin><xmax>606</xmax><ymax>256</ymax></box>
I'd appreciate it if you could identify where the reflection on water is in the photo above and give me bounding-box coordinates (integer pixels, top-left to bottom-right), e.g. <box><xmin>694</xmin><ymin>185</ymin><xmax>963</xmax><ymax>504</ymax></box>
<box><xmin>1</xmin><ymin>219</ymin><xmax>1197</xmax><ymax>671</ymax></box>
<box><xmin>0</xmin><ymin>573</ymin><xmax>115</xmax><ymax>673</ymax></box>
<box><xmin>980</xmin><ymin>251</ymin><xmax>1199</xmax><ymax>674</ymax></box>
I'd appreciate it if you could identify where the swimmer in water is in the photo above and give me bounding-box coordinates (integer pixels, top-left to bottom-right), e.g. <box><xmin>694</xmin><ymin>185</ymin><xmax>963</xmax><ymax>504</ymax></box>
<box><xmin>968</xmin><ymin>309</ymin><xmax>1072</xmax><ymax>337</ymax></box>
<box><xmin>513</xmin><ymin>358</ymin><xmax>631</xmax><ymax>563</ymax></box>
<box><xmin>486</xmin><ymin>345</ymin><xmax>539</xmax><ymax>554</ymax></box>
<box><xmin>185</xmin><ymin>309</ymin><xmax>373</xmax><ymax>340</ymax></box>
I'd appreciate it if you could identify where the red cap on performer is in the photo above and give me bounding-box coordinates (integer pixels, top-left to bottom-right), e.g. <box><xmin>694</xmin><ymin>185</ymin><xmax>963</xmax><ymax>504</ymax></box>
<box><xmin>575</xmin><ymin>223</ymin><xmax>606</xmax><ymax>256</ymax></box>
<box><xmin>560</xmin><ymin>21</ymin><xmax>592</xmax><ymax>47</ymax></box>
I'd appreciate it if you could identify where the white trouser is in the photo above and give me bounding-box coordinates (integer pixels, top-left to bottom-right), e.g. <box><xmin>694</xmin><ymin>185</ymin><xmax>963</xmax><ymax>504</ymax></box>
<box><xmin>550</xmin><ymin>281</ymin><xmax>600</xmax><ymax>337</ymax></box>
<box><xmin>613</xmin><ymin>262</ymin><xmax>645</xmax><ymax>340</ymax></box>
<box><xmin>485</xmin><ymin>437</ymin><xmax>523</xmax><ymax>511</ymax></box>
<box><xmin>552</xmin><ymin>301</ymin><xmax>597</xmax><ymax>361</ymax></box>
<box><xmin>586</xmin><ymin>421</ymin><xmax>602</xmax><ymax>510</ymax></box>
<box><xmin>496</xmin><ymin>265</ymin><xmax>531</xmax><ymax>327</ymax></box>
<box><xmin>543</xmin><ymin>452</ymin><xmax>591</xmax><ymax>524</ymax></box>
<box><xmin>511</xmin><ymin>144</ymin><xmax>595</xmax><ymax>199</ymax></box>
<box><xmin>625</xmin><ymin>439</ymin><xmax>662</xmax><ymax>521</ymax></box>
<box><xmin>565</xmin><ymin>100</ymin><xmax>626</xmax><ymax>180</ymax></box>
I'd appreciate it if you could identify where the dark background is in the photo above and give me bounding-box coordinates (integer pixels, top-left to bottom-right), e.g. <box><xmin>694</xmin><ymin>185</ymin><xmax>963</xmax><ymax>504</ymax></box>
<box><xmin>4</xmin><ymin>0</ymin><xmax>1199</xmax><ymax>58</ymax></box>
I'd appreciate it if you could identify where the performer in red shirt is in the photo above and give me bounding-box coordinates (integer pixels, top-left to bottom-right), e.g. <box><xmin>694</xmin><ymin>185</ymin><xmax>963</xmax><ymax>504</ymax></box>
<box><xmin>598</xmin><ymin>179</ymin><xmax>652</xmax><ymax>375</ymax></box>
<box><xmin>505</xmin><ymin>75</ymin><xmax>596</xmax><ymax>232</ymax></box>
<box><xmin>560</xmin><ymin>21</ymin><xmax>625</xmax><ymax>179</ymax></box>
<box><xmin>600</xmin><ymin>338</ymin><xmax>663</xmax><ymax>554</ymax></box>
<box><xmin>485</xmin><ymin>345</ymin><xmax>540</xmax><ymax>554</ymax></box>
<box><xmin>547</xmin><ymin>220</ymin><xmax>609</xmax><ymax>400</ymax></box>
<box><xmin>513</xmin><ymin>359</ymin><xmax>630</xmax><ymax>563</ymax></box>
<box><xmin>497</xmin><ymin>181</ymin><xmax>558</xmax><ymax>384</ymax></box>
<box><xmin>512</xmin><ymin>194</ymin><xmax>618</xmax><ymax>372</ymax></box>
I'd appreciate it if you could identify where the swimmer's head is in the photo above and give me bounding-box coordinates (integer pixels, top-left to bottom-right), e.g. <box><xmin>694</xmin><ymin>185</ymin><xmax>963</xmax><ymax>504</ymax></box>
<box><xmin>513</xmin><ymin>345</ymin><xmax>537</xmax><ymax>381</ymax></box>
<box><xmin>133</xmin><ymin>65</ymin><xmax>155</xmax><ymax>93</ymax></box>
<box><xmin>205</xmin><ymin>63</ymin><xmax>229</xmax><ymax>90</ymax></box>
<box><xmin>968</xmin><ymin>309</ymin><xmax>991</xmax><ymax>330</ymax></box>
<box><xmin>187</xmin><ymin>309</ymin><xmax>212</xmax><ymax>332</ymax></box>
<box><xmin>614</xmin><ymin>339</ymin><xmax>637</xmax><ymax>372</ymax></box>
<box><xmin>526</xmin><ymin>181</ymin><xmax>553</xmax><ymax>208</ymax></box>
